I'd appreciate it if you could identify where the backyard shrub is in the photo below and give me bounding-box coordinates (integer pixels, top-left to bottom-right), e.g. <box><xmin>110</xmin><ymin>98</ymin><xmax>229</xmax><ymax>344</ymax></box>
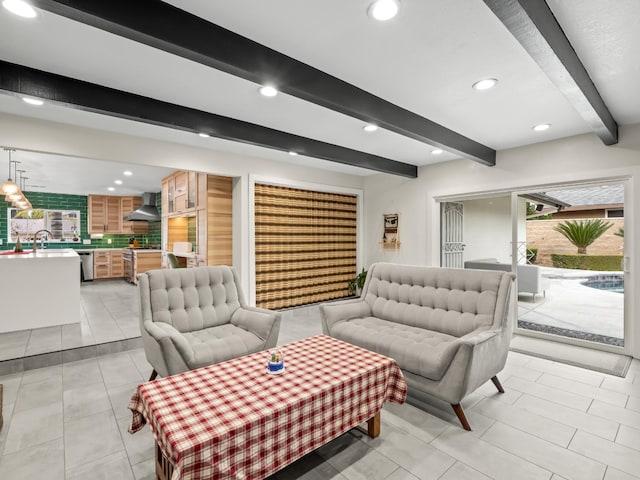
<box><xmin>553</xmin><ymin>219</ymin><xmax>613</xmax><ymax>254</ymax></box>
<box><xmin>551</xmin><ymin>254</ymin><xmax>623</xmax><ymax>271</ymax></box>
<box><xmin>526</xmin><ymin>247</ymin><xmax>538</xmax><ymax>264</ymax></box>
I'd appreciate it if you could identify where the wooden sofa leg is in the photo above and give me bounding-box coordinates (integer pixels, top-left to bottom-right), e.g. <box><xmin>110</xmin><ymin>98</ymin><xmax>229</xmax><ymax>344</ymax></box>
<box><xmin>148</xmin><ymin>370</ymin><xmax>158</xmax><ymax>381</ymax></box>
<box><xmin>491</xmin><ymin>375</ymin><xmax>505</xmax><ymax>393</ymax></box>
<box><xmin>451</xmin><ymin>404</ymin><xmax>471</xmax><ymax>431</ymax></box>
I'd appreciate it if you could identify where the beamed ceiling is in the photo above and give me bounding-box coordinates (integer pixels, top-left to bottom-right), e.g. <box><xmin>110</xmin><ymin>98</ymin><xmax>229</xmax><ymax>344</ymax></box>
<box><xmin>0</xmin><ymin>0</ymin><xmax>639</xmax><ymax>194</ymax></box>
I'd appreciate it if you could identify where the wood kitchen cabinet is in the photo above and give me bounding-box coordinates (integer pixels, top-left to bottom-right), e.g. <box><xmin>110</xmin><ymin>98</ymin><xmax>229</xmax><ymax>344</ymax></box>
<box><xmin>89</xmin><ymin>195</ymin><xmax>122</xmax><ymax>234</ymax></box>
<box><xmin>110</xmin><ymin>250</ymin><xmax>124</xmax><ymax>277</ymax></box>
<box><xmin>88</xmin><ymin>195</ymin><xmax>108</xmax><ymax>233</ymax></box>
<box><xmin>124</xmin><ymin>250</ymin><xmax>162</xmax><ymax>284</ymax></box>
<box><xmin>94</xmin><ymin>250</ymin><xmax>125</xmax><ymax>279</ymax></box>
<box><xmin>162</xmin><ymin>170</ymin><xmax>197</xmax><ymax>215</ymax></box>
<box><xmin>162</xmin><ymin>172</ymin><xmax>232</xmax><ymax>268</ymax></box>
<box><xmin>89</xmin><ymin>195</ymin><xmax>147</xmax><ymax>234</ymax></box>
<box><xmin>94</xmin><ymin>251</ymin><xmax>110</xmax><ymax>279</ymax></box>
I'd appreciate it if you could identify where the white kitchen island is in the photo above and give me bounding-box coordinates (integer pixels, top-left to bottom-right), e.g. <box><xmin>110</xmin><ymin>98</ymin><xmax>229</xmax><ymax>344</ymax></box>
<box><xmin>0</xmin><ymin>248</ymin><xmax>81</xmax><ymax>333</ymax></box>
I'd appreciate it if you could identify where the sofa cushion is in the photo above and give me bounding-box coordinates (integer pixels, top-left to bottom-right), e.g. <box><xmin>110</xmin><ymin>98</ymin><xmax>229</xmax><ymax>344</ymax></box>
<box><xmin>364</xmin><ymin>263</ymin><xmax>503</xmax><ymax>337</ymax></box>
<box><xmin>331</xmin><ymin>317</ymin><xmax>462</xmax><ymax>381</ymax></box>
<box><xmin>146</xmin><ymin>267</ymin><xmax>241</xmax><ymax>333</ymax></box>
<box><xmin>183</xmin><ymin>324</ymin><xmax>264</xmax><ymax>369</ymax></box>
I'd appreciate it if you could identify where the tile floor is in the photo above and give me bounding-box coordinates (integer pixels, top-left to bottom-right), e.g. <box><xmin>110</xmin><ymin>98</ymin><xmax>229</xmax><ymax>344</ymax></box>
<box><xmin>0</xmin><ymin>280</ymin><xmax>140</xmax><ymax>363</ymax></box>
<box><xmin>1</xmin><ymin>284</ymin><xmax>640</xmax><ymax>479</ymax></box>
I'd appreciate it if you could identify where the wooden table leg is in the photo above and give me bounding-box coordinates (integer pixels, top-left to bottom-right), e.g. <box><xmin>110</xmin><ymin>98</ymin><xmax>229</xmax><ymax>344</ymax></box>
<box><xmin>156</xmin><ymin>442</ymin><xmax>174</xmax><ymax>480</ymax></box>
<box><xmin>367</xmin><ymin>412</ymin><xmax>380</xmax><ymax>438</ymax></box>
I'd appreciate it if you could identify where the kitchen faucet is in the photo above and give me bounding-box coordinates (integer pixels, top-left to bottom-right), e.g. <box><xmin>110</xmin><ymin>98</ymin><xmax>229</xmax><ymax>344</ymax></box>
<box><xmin>32</xmin><ymin>229</ymin><xmax>53</xmax><ymax>254</ymax></box>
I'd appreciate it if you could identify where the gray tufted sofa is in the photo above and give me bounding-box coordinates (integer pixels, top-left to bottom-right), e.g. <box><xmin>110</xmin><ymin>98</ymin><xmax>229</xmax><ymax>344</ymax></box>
<box><xmin>321</xmin><ymin>262</ymin><xmax>515</xmax><ymax>430</ymax></box>
<box><xmin>138</xmin><ymin>265</ymin><xmax>281</xmax><ymax>378</ymax></box>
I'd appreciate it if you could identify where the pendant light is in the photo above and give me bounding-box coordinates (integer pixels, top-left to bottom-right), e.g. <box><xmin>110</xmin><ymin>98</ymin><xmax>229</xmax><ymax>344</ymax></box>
<box><xmin>4</xmin><ymin>159</ymin><xmax>20</xmax><ymax>203</ymax></box>
<box><xmin>1</xmin><ymin>148</ymin><xmax>19</xmax><ymax>195</ymax></box>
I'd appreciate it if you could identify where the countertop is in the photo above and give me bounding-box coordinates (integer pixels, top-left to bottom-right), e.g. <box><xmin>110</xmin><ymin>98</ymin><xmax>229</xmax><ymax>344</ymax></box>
<box><xmin>0</xmin><ymin>248</ymin><xmax>80</xmax><ymax>259</ymax></box>
<box><xmin>0</xmin><ymin>247</ymin><xmax>163</xmax><ymax>256</ymax></box>
<box><xmin>173</xmin><ymin>252</ymin><xmax>196</xmax><ymax>257</ymax></box>
<box><xmin>74</xmin><ymin>247</ymin><xmax>162</xmax><ymax>252</ymax></box>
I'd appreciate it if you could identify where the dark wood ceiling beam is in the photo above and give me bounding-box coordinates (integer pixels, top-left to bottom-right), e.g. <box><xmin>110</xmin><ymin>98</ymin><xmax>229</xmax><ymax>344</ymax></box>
<box><xmin>483</xmin><ymin>0</ymin><xmax>618</xmax><ymax>145</ymax></box>
<box><xmin>0</xmin><ymin>61</ymin><xmax>417</xmax><ymax>178</ymax></box>
<box><xmin>29</xmin><ymin>0</ymin><xmax>496</xmax><ymax>166</ymax></box>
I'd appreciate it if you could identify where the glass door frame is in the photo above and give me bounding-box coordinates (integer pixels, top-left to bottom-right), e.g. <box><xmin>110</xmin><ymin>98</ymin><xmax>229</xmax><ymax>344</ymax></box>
<box><xmin>510</xmin><ymin>178</ymin><xmax>630</xmax><ymax>356</ymax></box>
<box><xmin>435</xmin><ymin>176</ymin><xmax>632</xmax><ymax>357</ymax></box>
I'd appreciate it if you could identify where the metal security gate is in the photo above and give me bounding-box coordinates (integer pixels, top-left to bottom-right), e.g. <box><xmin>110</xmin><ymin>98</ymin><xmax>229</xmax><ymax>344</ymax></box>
<box><xmin>441</xmin><ymin>202</ymin><xmax>465</xmax><ymax>268</ymax></box>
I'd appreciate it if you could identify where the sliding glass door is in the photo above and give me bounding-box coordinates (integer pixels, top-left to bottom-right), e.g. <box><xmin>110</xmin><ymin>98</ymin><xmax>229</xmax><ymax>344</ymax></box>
<box><xmin>438</xmin><ymin>179</ymin><xmax>629</xmax><ymax>354</ymax></box>
<box><xmin>515</xmin><ymin>182</ymin><xmax>626</xmax><ymax>351</ymax></box>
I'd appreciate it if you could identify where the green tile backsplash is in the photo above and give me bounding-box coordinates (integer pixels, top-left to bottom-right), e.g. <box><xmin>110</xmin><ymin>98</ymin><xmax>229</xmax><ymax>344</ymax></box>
<box><xmin>0</xmin><ymin>191</ymin><xmax>162</xmax><ymax>250</ymax></box>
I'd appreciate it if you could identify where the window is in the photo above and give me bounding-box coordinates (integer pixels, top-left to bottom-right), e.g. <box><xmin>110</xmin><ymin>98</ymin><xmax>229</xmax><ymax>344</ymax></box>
<box><xmin>8</xmin><ymin>208</ymin><xmax>81</xmax><ymax>243</ymax></box>
<box><xmin>606</xmin><ymin>208</ymin><xmax>624</xmax><ymax>218</ymax></box>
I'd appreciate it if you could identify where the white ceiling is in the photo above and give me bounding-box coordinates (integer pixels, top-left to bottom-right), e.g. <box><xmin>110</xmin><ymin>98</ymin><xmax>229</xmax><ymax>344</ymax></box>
<box><xmin>3</xmin><ymin>148</ymin><xmax>174</xmax><ymax>196</ymax></box>
<box><xmin>0</xmin><ymin>0</ymin><xmax>638</xmax><ymax>195</ymax></box>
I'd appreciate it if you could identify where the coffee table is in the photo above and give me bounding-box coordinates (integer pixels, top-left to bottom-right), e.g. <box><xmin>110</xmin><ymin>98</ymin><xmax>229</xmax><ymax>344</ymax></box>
<box><xmin>129</xmin><ymin>334</ymin><xmax>407</xmax><ymax>480</ymax></box>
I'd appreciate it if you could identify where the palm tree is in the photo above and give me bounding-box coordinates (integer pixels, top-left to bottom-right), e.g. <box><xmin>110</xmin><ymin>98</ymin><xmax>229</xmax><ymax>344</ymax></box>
<box><xmin>554</xmin><ymin>219</ymin><xmax>612</xmax><ymax>254</ymax></box>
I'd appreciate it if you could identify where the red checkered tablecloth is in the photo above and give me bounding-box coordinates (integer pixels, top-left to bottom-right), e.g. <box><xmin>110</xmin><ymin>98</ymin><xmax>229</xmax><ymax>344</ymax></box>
<box><xmin>129</xmin><ymin>334</ymin><xmax>406</xmax><ymax>480</ymax></box>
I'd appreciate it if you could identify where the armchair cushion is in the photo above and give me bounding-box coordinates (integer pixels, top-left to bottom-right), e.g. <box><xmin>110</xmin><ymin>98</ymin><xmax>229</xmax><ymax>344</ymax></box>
<box><xmin>183</xmin><ymin>324</ymin><xmax>265</xmax><ymax>369</ymax></box>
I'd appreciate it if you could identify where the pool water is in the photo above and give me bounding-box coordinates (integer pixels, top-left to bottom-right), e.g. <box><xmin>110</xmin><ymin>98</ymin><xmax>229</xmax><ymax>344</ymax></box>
<box><xmin>582</xmin><ymin>274</ymin><xmax>624</xmax><ymax>294</ymax></box>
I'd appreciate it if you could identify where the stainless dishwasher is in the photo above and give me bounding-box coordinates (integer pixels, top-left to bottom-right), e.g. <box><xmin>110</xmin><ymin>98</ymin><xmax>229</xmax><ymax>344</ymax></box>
<box><xmin>78</xmin><ymin>250</ymin><xmax>94</xmax><ymax>281</ymax></box>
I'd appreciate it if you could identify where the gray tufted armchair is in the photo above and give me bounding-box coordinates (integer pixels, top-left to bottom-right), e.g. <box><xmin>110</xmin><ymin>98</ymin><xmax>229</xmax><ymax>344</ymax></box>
<box><xmin>137</xmin><ymin>265</ymin><xmax>281</xmax><ymax>379</ymax></box>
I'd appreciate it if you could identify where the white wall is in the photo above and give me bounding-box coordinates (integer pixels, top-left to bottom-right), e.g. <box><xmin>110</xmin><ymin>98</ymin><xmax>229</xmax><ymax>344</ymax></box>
<box><xmin>0</xmin><ymin>113</ymin><xmax>365</xmax><ymax>297</ymax></box>
<box><xmin>363</xmin><ymin>123</ymin><xmax>640</xmax><ymax>357</ymax></box>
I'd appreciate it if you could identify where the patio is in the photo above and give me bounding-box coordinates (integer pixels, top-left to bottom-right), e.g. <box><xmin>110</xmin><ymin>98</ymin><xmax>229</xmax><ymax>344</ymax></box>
<box><xmin>517</xmin><ymin>266</ymin><xmax>624</xmax><ymax>346</ymax></box>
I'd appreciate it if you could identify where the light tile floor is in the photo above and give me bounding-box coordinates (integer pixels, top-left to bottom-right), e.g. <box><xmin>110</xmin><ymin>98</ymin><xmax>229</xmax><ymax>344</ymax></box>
<box><xmin>1</xmin><ymin>286</ymin><xmax>640</xmax><ymax>479</ymax></box>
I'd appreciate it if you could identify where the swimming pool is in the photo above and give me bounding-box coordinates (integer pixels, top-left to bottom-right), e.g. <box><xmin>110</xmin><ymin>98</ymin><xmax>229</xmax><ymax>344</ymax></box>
<box><xmin>581</xmin><ymin>274</ymin><xmax>624</xmax><ymax>293</ymax></box>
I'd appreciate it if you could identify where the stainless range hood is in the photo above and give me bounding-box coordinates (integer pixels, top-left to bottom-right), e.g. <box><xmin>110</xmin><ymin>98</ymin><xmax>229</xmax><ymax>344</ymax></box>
<box><xmin>123</xmin><ymin>192</ymin><xmax>161</xmax><ymax>222</ymax></box>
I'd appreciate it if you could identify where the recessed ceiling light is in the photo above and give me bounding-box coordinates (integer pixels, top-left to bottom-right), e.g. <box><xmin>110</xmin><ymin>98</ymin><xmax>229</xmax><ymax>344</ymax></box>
<box><xmin>2</xmin><ymin>0</ymin><xmax>37</xmax><ymax>18</ymax></box>
<box><xmin>22</xmin><ymin>97</ymin><xmax>43</xmax><ymax>106</ymax></box>
<box><xmin>258</xmin><ymin>85</ymin><xmax>278</xmax><ymax>97</ymax></box>
<box><xmin>532</xmin><ymin>123</ymin><xmax>551</xmax><ymax>132</ymax></box>
<box><xmin>472</xmin><ymin>78</ymin><xmax>498</xmax><ymax>91</ymax></box>
<box><xmin>288</xmin><ymin>151</ymin><xmax>298</xmax><ymax>156</ymax></box>
<box><xmin>114</xmin><ymin>180</ymin><xmax>123</xmax><ymax>185</ymax></box>
<box><xmin>368</xmin><ymin>0</ymin><xmax>399</xmax><ymax>21</ymax></box>
<box><xmin>107</xmin><ymin>187</ymin><xmax>115</xmax><ymax>192</ymax></box>
<box><xmin>363</xmin><ymin>124</ymin><xmax>378</xmax><ymax>132</ymax></box>
<box><xmin>431</xmin><ymin>149</ymin><xmax>444</xmax><ymax>155</ymax></box>
<box><xmin>198</xmin><ymin>132</ymin><xmax>210</xmax><ymax>138</ymax></box>
<box><xmin>123</xmin><ymin>171</ymin><xmax>133</xmax><ymax>176</ymax></box>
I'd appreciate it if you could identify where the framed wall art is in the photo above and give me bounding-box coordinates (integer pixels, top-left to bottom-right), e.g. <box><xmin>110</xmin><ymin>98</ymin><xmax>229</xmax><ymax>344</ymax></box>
<box><xmin>382</xmin><ymin>213</ymin><xmax>400</xmax><ymax>249</ymax></box>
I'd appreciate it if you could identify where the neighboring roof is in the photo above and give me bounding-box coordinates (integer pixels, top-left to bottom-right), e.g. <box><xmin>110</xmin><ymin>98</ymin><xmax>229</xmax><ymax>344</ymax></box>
<box><xmin>545</xmin><ymin>184</ymin><xmax>624</xmax><ymax>207</ymax></box>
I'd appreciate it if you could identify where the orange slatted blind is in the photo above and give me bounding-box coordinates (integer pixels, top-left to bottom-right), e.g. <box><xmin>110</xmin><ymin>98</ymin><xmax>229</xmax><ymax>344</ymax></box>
<box><xmin>254</xmin><ymin>184</ymin><xmax>357</xmax><ymax>310</ymax></box>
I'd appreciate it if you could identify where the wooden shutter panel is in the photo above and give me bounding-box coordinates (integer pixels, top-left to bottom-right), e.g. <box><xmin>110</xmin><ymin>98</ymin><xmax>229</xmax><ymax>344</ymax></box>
<box><xmin>254</xmin><ymin>184</ymin><xmax>357</xmax><ymax>309</ymax></box>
